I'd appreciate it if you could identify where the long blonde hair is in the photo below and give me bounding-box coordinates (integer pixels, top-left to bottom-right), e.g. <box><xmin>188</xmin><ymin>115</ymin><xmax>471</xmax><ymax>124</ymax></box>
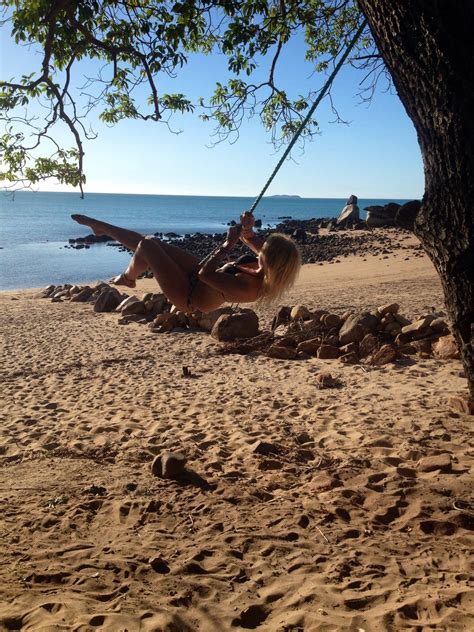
<box><xmin>259</xmin><ymin>233</ymin><xmax>301</xmax><ymax>303</ymax></box>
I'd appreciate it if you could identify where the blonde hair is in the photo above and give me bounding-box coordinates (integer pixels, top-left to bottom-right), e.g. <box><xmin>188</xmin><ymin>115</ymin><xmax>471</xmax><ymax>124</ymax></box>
<box><xmin>259</xmin><ymin>233</ymin><xmax>301</xmax><ymax>304</ymax></box>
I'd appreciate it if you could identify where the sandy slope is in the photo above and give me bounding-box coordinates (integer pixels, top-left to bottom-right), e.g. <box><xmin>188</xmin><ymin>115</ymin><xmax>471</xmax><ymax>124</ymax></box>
<box><xmin>0</xmin><ymin>245</ymin><xmax>473</xmax><ymax>631</ymax></box>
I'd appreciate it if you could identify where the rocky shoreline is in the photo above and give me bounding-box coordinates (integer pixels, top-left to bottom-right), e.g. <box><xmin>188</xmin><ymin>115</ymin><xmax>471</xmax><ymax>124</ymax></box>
<box><xmin>66</xmin><ymin>217</ymin><xmax>424</xmax><ymax>265</ymax></box>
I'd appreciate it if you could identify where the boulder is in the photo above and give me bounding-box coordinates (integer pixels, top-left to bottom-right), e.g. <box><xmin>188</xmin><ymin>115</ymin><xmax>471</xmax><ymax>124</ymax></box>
<box><xmin>211</xmin><ymin>310</ymin><xmax>259</xmax><ymax>342</ymax></box>
<box><xmin>94</xmin><ymin>288</ymin><xmax>122</xmax><ymax>312</ymax></box>
<box><xmin>150</xmin><ymin>312</ymin><xmax>180</xmax><ymax>332</ymax></box>
<box><xmin>116</xmin><ymin>295</ymin><xmax>141</xmax><ymax>313</ymax></box>
<box><xmin>144</xmin><ymin>293</ymin><xmax>169</xmax><ymax>316</ymax></box>
<box><xmin>430</xmin><ymin>317</ymin><xmax>449</xmax><ymax>334</ymax></box>
<box><xmin>317</xmin><ymin>344</ymin><xmax>340</xmax><ymax>359</ymax></box>
<box><xmin>40</xmin><ymin>285</ymin><xmax>56</xmax><ymax>298</ymax></box>
<box><xmin>432</xmin><ymin>334</ymin><xmax>460</xmax><ymax>359</ymax></box>
<box><xmin>365</xmin><ymin>202</ymin><xmax>400</xmax><ymax>227</ymax></box>
<box><xmin>411</xmin><ymin>339</ymin><xmax>432</xmax><ymax>354</ymax></box>
<box><xmin>339</xmin><ymin>342</ymin><xmax>359</xmax><ymax>355</ymax></box>
<box><xmin>336</xmin><ymin>195</ymin><xmax>360</xmax><ymax>227</ymax></box>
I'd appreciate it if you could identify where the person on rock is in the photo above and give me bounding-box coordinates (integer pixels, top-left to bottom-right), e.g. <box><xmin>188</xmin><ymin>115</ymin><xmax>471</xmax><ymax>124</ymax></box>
<box><xmin>71</xmin><ymin>212</ymin><xmax>301</xmax><ymax>313</ymax></box>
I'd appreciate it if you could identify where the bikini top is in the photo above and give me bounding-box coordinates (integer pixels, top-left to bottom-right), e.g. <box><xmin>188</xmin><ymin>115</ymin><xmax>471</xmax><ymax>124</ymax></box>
<box><xmin>219</xmin><ymin>254</ymin><xmax>258</xmax><ymax>276</ymax></box>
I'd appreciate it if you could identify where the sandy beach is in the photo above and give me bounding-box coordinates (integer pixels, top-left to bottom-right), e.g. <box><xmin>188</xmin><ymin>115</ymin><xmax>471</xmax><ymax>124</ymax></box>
<box><xmin>1</xmin><ymin>237</ymin><xmax>473</xmax><ymax>631</ymax></box>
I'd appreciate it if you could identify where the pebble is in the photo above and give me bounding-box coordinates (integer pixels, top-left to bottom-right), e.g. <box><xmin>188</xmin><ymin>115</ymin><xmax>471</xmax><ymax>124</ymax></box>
<box><xmin>151</xmin><ymin>452</ymin><xmax>187</xmax><ymax>479</ymax></box>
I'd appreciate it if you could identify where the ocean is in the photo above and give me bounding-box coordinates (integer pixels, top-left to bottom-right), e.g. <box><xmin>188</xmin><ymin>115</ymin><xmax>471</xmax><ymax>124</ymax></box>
<box><xmin>0</xmin><ymin>191</ymin><xmax>408</xmax><ymax>290</ymax></box>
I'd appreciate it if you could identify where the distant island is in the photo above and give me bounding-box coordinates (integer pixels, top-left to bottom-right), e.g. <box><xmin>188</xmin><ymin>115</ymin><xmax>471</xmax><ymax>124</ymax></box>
<box><xmin>267</xmin><ymin>194</ymin><xmax>302</xmax><ymax>199</ymax></box>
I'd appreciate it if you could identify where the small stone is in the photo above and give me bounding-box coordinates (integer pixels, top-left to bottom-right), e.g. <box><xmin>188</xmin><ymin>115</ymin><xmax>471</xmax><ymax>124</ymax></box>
<box><xmin>432</xmin><ymin>334</ymin><xmax>460</xmax><ymax>359</ymax></box>
<box><xmin>290</xmin><ymin>305</ymin><xmax>313</xmax><ymax>321</ymax></box>
<box><xmin>401</xmin><ymin>315</ymin><xmax>436</xmax><ymax>335</ymax></box>
<box><xmin>296</xmin><ymin>337</ymin><xmax>321</xmax><ymax>355</ymax></box>
<box><xmin>271</xmin><ymin>305</ymin><xmax>292</xmax><ymax>331</ymax></box>
<box><xmin>411</xmin><ymin>339</ymin><xmax>432</xmax><ymax>354</ymax></box>
<box><xmin>252</xmin><ymin>441</ymin><xmax>279</xmax><ymax>456</ymax></box>
<box><xmin>340</xmin><ymin>351</ymin><xmax>359</xmax><ymax>364</ymax></box>
<box><xmin>430</xmin><ymin>318</ymin><xmax>449</xmax><ymax>333</ymax></box>
<box><xmin>258</xmin><ymin>459</ymin><xmax>283</xmax><ymax>471</ymax></box>
<box><xmin>70</xmin><ymin>286</ymin><xmax>94</xmax><ymax>302</ymax></box>
<box><xmin>298</xmin><ymin>514</ymin><xmax>310</xmax><ymax>528</ymax></box>
<box><xmin>377</xmin><ymin>302</ymin><xmax>399</xmax><ymax>315</ymax></box>
<box><xmin>296</xmin><ymin>432</ymin><xmax>313</xmax><ymax>445</ymax></box>
<box><xmin>339</xmin><ymin>342</ymin><xmax>359</xmax><ymax>355</ymax></box>
<box><xmin>267</xmin><ymin>344</ymin><xmax>297</xmax><ymax>360</ymax></box>
<box><xmin>317</xmin><ymin>344</ymin><xmax>340</xmax><ymax>359</ymax></box>
<box><xmin>149</xmin><ymin>557</ymin><xmax>170</xmax><ymax>573</ymax></box>
<box><xmin>310</xmin><ymin>473</ymin><xmax>336</xmax><ymax>492</ymax></box>
<box><xmin>316</xmin><ymin>372</ymin><xmax>337</xmax><ymax>388</ymax></box>
<box><xmin>447</xmin><ymin>395</ymin><xmax>474</xmax><ymax>415</ymax></box>
<box><xmin>370</xmin><ymin>344</ymin><xmax>398</xmax><ymax>365</ymax></box>
<box><xmin>393</xmin><ymin>312</ymin><xmax>411</xmax><ymax>326</ymax></box>
<box><xmin>115</xmin><ymin>295</ymin><xmax>139</xmax><ymax>312</ymax></box>
<box><xmin>417</xmin><ymin>454</ymin><xmax>452</xmax><ymax>473</ymax></box>
<box><xmin>359</xmin><ymin>333</ymin><xmax>379</xmax><ymax>357</ymax></box>
<box><xmin>321</xmin><ymin>313</ymin><xmax>342</xmax><ymax>329</ymax></box>
<box><xmin>151</xmin><ymin>452</ymin><xmax>187</xmax><ymax>479</ymax></box>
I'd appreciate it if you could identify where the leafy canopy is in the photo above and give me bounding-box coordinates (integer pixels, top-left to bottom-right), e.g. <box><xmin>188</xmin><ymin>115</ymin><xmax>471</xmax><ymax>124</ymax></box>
<box><xmin>0</xmin><ymin>1</ymin><xmax>377</xmax><ymax>196</ymax></box>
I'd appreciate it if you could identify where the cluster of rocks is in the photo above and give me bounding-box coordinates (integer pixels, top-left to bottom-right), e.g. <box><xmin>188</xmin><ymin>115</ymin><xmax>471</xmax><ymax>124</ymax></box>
<box><xmin>38</xmin><ymin>283</ymin><xmax>260</xmax><ymax>339</ymax></box>
<box><xmin>219</xmin><ymin>303</ymin><xmax>460</xmax><ymax>366</ymax></box>
<box><xmin>65</xmin><ymin>234</ymin><xmax>114</xmax><ymax>250</ymax></box>
<box><xmin>40</xmin><ymin>283</ymin><xmax>459</xmax><ymax>368</ymax></box>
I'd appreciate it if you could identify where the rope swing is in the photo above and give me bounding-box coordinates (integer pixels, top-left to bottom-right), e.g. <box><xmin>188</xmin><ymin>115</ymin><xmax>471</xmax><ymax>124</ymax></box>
<box><xmin>248</xmin><ymin>20</ymin><xmax>367</xmax><ymax>216</ymax></box>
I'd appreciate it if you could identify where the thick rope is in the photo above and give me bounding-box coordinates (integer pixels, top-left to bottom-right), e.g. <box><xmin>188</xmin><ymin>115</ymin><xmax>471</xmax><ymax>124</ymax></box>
<box><xmin>248</xmin><ymin>20</ymin><xmax>367</xmax><ymax>215</ymax></box>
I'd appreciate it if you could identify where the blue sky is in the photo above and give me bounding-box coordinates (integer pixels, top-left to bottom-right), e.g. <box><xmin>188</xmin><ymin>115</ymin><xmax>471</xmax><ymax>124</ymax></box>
<box><xmin>1</xmin><ymin>23</ymin><xmax>424</xmax><ymax>199</ymax></box>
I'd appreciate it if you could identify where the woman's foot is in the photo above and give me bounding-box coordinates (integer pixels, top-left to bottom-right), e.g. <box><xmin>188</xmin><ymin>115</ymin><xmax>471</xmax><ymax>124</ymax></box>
<box><xmin>110</xmin><ymin>272</ymin><xmax>136</xmax><ymax>288</ymax></box>
<box><xmin>71</xmin><ymin>214</ymin><xmax>106</xmax><ymax>237</ymax></box>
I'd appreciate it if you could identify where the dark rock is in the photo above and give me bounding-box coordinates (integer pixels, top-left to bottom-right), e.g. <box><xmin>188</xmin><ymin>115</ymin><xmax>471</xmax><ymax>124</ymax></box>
<box><xmin>151</xmin><ymin>452</ymin><xmax>187</xmax><ymax>479</ymax></box>
<box><xmin>94</xmin><ymin>288</ymin><xmax>122</xmax><ymax>312</ymax></box>
<box><xmin>317</xmin><ymin>344</ymin><xmax>340</xmax><ymax>359</ymax></box>
<box><xmin>211</xmin><ymin>310</ymin><xmax>259</xmax><ymax>342</ymax></box>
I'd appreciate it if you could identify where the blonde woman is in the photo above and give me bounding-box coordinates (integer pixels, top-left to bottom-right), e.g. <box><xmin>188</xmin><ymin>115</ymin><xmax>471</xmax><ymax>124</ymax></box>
<box><xmin>71</xmin><ymin>212</ymin><xmax>301</xmax><ymax>313</ymax></box>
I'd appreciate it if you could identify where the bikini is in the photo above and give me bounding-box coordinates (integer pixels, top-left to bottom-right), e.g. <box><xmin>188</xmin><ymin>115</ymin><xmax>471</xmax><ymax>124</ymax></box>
<box><xmin>186</xmin><ymin>254</ymin><xmax>258</xmax><ymax>310</ymax></box>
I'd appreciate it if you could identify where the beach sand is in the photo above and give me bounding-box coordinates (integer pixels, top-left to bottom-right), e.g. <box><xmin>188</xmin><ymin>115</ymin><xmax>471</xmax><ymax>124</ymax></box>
<box><xmin>1</xmin><ymin>240</ymin><xmax>473</xmax><ymax>631</ymax></box>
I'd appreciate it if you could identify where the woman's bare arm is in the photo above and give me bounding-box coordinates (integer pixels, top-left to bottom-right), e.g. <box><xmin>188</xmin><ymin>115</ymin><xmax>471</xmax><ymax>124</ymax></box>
<box><xmin>198</xmin><ymin>268</ymin><xmax>261</xmax><ymax>302</ymax></box>
<box><xmin>241</xmin><ymin>231</ymin><xmax>264</xmax><ymax>254</ymax></box>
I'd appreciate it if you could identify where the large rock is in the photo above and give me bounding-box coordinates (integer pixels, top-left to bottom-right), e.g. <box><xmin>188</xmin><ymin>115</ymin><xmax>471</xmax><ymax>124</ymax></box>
<box><xmin>195</xmin><ymin>307</ymin><xmax>234</xmax><ymax>332</ymax></box>
<box><xmin>401</xmin><ymin>315</ymin><xmax>436</xmax><ymax>335</ymax></box>
<box><xmin>116</xmin><ymin>295</ymin><xmax>140</xmax><ymax>312</ymax></box>
<box><xmin>317</xmin><ymin>344</ymin><xmax>340</xmax><ymax>359</ymax></box>
<box><xmin>271</xmin><ymin>305</ymin><xmax>292</xmax><ymax>331</ymax></box>
<box><xmin>267</xmin><ymin>344</ymin><xmax>297</xmax><ymax>360</ymax></box>
<box><xmin>336</xmin><ymin>195</ymin><xmax>360</xmax><ymax>227</ymax></box>
<box><xmin>211</xmin><ymin>310</ymin><xmax>259</xmax><ymax>342</ymax></box>
<box><xmin>94</xmin><ymin>288</ymin><xmax>122</xmax><ymax>312</ymax></box>
<box><xmin>290</xmin><ymin>305</ymin><xmax>313</xmax><ymax>321</ymax></box>
<box><xmin>297</xmin><ymin>337</ymin><xmax>321</xmax><ymax>355</ymax></box>
<box><xmin>370</xmin><ymin>344</ymin><xmax>398</xmax><ymax>365</ymax></box>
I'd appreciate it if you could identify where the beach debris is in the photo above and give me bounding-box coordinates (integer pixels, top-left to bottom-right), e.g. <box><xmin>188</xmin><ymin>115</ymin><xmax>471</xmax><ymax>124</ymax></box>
<box><xmin>151</xmin><ymin>452</ymin><xmax>187</xmax><ymax>479</ymax></box>
<box><xmin>211</xmin><ymin>309</ymin><xmax>259</xmax><ymax>342</ymax></box>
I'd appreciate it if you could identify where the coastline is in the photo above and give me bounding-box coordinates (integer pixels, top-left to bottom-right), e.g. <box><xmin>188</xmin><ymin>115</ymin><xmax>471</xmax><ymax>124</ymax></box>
<box><xmin>1</xmin><ymin>242</ymin><xmax>473</xmax><ymax>630</ymax></box>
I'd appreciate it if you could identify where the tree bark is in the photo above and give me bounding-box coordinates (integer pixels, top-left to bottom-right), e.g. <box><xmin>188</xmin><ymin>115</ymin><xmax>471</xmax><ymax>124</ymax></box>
<box><xmin>359</xmin><ymin>0</ymin><xmax>474</xmax><ymax>399</ymax></box>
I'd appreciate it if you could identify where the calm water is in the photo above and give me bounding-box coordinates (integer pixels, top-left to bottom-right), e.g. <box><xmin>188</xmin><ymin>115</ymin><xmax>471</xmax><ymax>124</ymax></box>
<box><xmin>0</xmin><ymin>191</ymin><xmax>408</xmax><ymax>290</ymax></box>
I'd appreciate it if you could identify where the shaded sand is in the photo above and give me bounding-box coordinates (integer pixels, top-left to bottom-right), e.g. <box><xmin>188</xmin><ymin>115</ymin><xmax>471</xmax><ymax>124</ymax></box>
<box><xmin>1</xmin><ymin>243</ymin><xmax>473</xmax><ymax>631</ymax></box>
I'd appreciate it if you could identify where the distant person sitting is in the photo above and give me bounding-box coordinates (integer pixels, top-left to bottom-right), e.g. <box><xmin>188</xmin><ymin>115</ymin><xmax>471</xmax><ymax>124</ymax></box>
<box><xmin>71</xmin><ymin>212</ymin><xmax>301</xmax><ymax>313</ymax></box>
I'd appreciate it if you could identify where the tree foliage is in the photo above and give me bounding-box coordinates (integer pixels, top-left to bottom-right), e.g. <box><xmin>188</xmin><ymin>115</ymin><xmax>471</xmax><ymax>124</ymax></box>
<box><xmin>0</xmin><ymin>1</ymin><xmax>379</xmax><ymax>196</ymax></box>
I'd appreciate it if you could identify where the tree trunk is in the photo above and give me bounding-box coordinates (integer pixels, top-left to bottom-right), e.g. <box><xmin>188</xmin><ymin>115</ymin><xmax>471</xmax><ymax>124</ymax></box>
<box><xmin>359</xmin><ymin>0</ymin><xmax>474</xmax><ymax>400</ymax></box>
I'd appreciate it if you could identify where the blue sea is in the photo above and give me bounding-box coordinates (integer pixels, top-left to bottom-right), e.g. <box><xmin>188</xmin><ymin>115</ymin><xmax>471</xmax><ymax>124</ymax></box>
<box><xmin>0</xmin><ymin>191</ymin><xmax>408</xmax><ymax>290</ymax></box>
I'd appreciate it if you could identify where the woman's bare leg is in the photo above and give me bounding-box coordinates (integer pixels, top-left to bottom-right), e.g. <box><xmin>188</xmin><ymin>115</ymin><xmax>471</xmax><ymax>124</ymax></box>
<box><xmin>123</xmin><ymin>237</ymin><xmax>193</xmax><ymax>311</ymax></box>
<box><xmin>71</xmin><ymin>214</ymin><xmax>144</xmax><ymax>251</ymax></box>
